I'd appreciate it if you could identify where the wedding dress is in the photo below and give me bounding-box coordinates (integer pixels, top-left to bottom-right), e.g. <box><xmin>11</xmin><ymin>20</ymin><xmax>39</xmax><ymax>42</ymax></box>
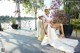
<box><xmin>41</xmin><ymin>24</ymin><xmax>79</xmax><ymax>53</ymax></box>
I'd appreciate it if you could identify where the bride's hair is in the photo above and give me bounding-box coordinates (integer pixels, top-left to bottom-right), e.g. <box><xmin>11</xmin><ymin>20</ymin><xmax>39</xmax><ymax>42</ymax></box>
<box><xmin>44</xmin><ymin>9</ymin><xmax>49</xmax><ymax>13</ymax></box>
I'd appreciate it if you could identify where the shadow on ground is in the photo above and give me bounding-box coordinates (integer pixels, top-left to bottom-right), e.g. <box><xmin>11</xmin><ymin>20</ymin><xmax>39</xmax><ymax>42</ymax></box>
<box><xmin>0</xmin><ymin>30</ymin><xmax>57</xmax><ymax>53</ymax></box>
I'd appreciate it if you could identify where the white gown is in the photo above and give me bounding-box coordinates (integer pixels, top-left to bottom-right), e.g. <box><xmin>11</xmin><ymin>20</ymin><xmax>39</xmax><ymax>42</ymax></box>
<box><xmin>41</xmin><ymin>24</ymin><xmax>79</xmax><ymax>53</ymax></box>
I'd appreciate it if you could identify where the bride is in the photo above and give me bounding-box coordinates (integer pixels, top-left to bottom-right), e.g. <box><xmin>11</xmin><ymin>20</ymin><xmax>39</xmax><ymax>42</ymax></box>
<box><xmin>41</xmin><ymin>9</ymin><xmax>79</xmax><ymax>53</ymax></box>
<box><xmin>41</xmin><ymin>23</ymin><xmax>79</xmax><ymax>53</ymax></box>
<box><xmin>41</xmin><ymin>0</ymin><xmax>79</xmax><ymax>53</ymax></box>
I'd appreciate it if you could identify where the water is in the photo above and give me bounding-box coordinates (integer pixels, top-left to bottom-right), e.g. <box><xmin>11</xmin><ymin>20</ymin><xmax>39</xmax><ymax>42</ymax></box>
<box><xmin>1</xmin><ymin>19</ymin><xmax>36</xmax><ymax>31</ymax></box>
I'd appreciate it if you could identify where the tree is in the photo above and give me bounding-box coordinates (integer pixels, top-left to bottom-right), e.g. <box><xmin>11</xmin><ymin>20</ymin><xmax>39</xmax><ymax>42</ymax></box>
<box><xmin>63</xmin><ymin>0</ymin><xmax>80</xmax><ymax>24</ymax></box>
<box><xmin>13</xmin><ymin>0</ymin><xmax>44</xmax><ymax>14</ymax></box>
<box><xmin>13</xmin><ymin>0</ymin><xmax>44</xmax><ymax>30</ymax></box>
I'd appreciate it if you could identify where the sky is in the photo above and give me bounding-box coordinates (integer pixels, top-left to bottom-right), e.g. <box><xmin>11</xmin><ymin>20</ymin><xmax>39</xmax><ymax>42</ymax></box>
<box><xmin>0</xmin><ymin>0</ymin><xmax>15</xmax><ymax>16</ymax></box>
<box><xmin>0</xmin><ymin>0</ymin><xmax>32</xmax><ymax>17</ymax></box>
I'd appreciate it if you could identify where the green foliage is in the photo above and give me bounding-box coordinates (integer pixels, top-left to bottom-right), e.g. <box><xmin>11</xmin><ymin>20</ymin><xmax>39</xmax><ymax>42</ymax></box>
<box><xmin>63</xmin><ymin>0</ymin><xmax>80</xmax><ymax>24</ymax></box>
<box><xmin>12</xmin><ymin>18</ymin><xmax>16</xmax><ymax>24</ymax></box>
<box><xmin>70</xmin><ymin>19</ymin><xmax>80</xmax><ymax>29</ymax></box>
<box><xmin>22</xmin><ymin>0</ymin><xmax>32</xmax><ymax>12</ymax></box>
<box><xmin>13</xmin><ymin>0</ymin><xmax>44</xmax><ymax>14</ymax></box>
<box><xmin>0</xmin><ymin>16</ymin><xmax>11</xmax><ymax>23</ymax></box>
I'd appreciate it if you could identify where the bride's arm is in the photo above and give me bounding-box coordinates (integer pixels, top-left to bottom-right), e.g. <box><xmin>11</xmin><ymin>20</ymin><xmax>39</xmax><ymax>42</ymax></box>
<box><xmin>50</xmin><ymin>20</ymin><xmax>65</xmax><ymax>38</ymax></box>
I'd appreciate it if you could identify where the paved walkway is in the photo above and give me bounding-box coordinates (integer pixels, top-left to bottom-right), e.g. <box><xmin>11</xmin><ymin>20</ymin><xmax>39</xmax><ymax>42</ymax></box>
<box><xmin>0</xmin><ymin>29</ymin><xmax>80</xmax><ymax>53</ymax></box>
<box><xmin>0</xmin><ymin>29</ymin><xmax>59</xmax><ymax>53</ymax></box>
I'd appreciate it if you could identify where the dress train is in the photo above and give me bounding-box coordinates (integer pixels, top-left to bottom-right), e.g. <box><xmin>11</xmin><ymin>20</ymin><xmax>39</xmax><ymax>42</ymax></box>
<box><xmin>41</xmin><ymin>24</ymin><xmax>79</xmax><ymax>53</ymax></box>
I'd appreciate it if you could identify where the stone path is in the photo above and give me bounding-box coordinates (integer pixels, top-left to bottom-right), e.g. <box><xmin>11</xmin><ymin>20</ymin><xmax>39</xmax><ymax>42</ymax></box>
<box><xmin>0</xmin><ymin>29</ymin><xmax>80</xmax><ymax>53</ymax></box>
<box><xmin>0</xmin><ymin>29</ymin><xmax>59</xmax><ymax>53</ymax></box>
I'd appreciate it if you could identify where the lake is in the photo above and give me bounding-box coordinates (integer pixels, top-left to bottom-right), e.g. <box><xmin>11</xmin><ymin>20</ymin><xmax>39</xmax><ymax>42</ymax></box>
<box><xmin>1</xmin><ymin>19</ymin><xmax>36</xmax><ymax>30</ymax></box>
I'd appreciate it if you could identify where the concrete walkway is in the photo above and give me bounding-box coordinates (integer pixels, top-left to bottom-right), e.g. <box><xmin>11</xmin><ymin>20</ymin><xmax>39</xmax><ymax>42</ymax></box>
<box><xmin>0</xmin><ymin>29</ymin><xmax>59</xmax><ymax>53</ymax></box>
<box><xmin>0</xmin><ymin>29</ymin><xmax>80</xmax><ymax>53</ymax></box>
